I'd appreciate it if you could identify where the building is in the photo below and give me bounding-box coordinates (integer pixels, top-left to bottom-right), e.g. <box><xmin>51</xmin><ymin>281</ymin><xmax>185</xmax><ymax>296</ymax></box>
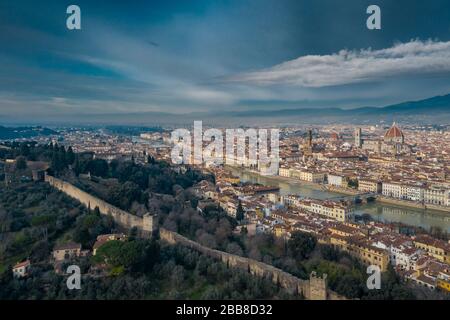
<box><xmin>303</xmin><ymin>171</ymin><xmax>325</xmax><ymax>183</ymax></box>
<box><xmin>303</xmin><ymin>129</ymin><xmax>313</xmax><ymax>155</ymax></box>
<box><xmin>290</xmin><ymin>169</ymin><xmax>325</xmax><ymax>183</ymax></box>
<box><xmin>424</xmin><ymin>186</ymin><xmax>448</xmax><ymax>206</ymax></box>
<box><xmin>384</xmin><ymin>122</ymin><xmax>404</xmax><ymax>144</ymax></box>
<box><xmin>279</xmin><ymin>167</ymin><xmax>290</xmax><ymax>177</ymax></box>
<box><xmin>329</xmin><ymin>233</ymin><xmax>390</xmax><ymax>271</ymax></box>
<box><xmin>437</xmin><ymin>278</ymin><xmax>450</xmax><ymax>292</ymax></box>
<box><xmin>93</xmin><ymin>233</ymin><xmax>127</xmax><ymax>255</ymax></box>
<box><xmin>382</xmin><ymin>181</ymin><xmax>402</xmax><ymax>199</ymax></box>
<box><xmin>355</xmin><ymin>123</ymin><xmax>410</xmax><ymax>155</ymax></box>
<box><xmin>12</xmin><ymin>260</ymin><xmax>30</xmax><ymax>278</ymax></box>
<box><xmin>437</xmin><ymin>267</ymin><xmax>450</xmax><ymax>292</ymax></box>
<box><xmin>358</xmin><ymin>179</ymin><xmax>382</xmax><ymax>193</ymax></box>
<box><xmin>327</xmin><ymin>174</ymin><xmax>349</xmax><ymax>188</ymax></box>
<box><xmin>382</xmin><ymin>180</ymin><xmax>427</xmax><ymax>202</ymax></box>
<box><xmin>354</xmin><ymin>128</ymin><xmax>362</xmax><ymax>148</ymax></box>
<box><xmin>310</xmin><ymin>200</ymin><xmax>353</xmax><ymax>222</ymax></box>
<box><xmin>400</xmin><ymin>183</ymin><xmax>424</xmax><ymax>202</ymax></box>
<box><xmin>53</xmin><ymin>242</ymin><xmax>82</xmax><ymax>261</ymax></box>
<box><xmin>413</xmin><ymin>235</ymin><xmax>450</xmax><ymax>264</ymax></box>
<box><xmin>390</xmin><ymin>244</ymin><xmax>420</xmax><ymax>271</ymax></box>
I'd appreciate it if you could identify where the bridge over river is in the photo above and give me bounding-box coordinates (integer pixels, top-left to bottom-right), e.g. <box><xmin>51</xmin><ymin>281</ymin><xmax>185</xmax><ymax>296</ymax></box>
<box><xmin>229</xmin><ymin>167</ymin><xmax>450</xmax><ymax>233</ymax></box>
<box><xmin>327</xmin><ymin>192</ymin><xmax>378</xmax><ymax>203</ymax></box>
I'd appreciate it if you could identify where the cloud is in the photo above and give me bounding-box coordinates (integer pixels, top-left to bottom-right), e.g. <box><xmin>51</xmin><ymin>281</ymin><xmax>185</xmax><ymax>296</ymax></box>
<box><xmin>225</xmin><ymin>39</ymin><xmax>450</xmax><ymax>87</ymax></box>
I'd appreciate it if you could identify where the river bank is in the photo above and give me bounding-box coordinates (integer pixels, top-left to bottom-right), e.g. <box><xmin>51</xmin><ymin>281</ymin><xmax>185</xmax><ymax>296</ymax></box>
<box><xmin>226</xmin><ymin>166</ymin><xmax>450</xmax><ymax>214</ymax></box>
<box><xmin>376</xmin><ymin>196</ymin><xmax>450</xmax><ymax>213</ymax></box>
<box><xmin>225</xmin><ymin>165</ymin><xmax>352</xmax><ymax>195</ymax></box>
<box><xmin>226</xmin><ymin>166</ymin><xmax>450</xmax><ymax>232</ymax></box>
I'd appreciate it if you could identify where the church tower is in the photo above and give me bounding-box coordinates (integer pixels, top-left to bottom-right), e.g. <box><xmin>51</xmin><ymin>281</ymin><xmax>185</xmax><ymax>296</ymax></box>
<box><xmin>303</xmin><ymin>129</ymin><xmax>313</xmax><ymax>156</ymax></box>
<box><xmin>307</xmin><ymin>129</ymin><xmax>313</xmax><ymax>148</ymax></box>
<box><xmin>354</xmin><ymin>128</ymin><xmax>362</xmax><ymax>148</ymax></box>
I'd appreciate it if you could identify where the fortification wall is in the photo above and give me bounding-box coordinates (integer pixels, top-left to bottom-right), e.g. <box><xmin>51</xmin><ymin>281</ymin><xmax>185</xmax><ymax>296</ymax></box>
<box><xmin>159</xmin><ymin>228</ymin><xmax>345</xmax><ymax>300</ymax></box>
<box><xmin>46</xmin><ymin>175</ymin><xmax>344</xmax><ymax>300</ymax></box>
<box><xmin>45</xmin><ymin>175</ymin><xmax>144</xmax><ymax>230</ymax></box>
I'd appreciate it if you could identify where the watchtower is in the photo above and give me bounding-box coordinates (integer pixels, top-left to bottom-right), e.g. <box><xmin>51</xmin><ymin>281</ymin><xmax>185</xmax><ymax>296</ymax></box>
<box><xmin>309</xmin><ymin>271</ymin><xmax>328</xmax><ymax>300</ymax></box>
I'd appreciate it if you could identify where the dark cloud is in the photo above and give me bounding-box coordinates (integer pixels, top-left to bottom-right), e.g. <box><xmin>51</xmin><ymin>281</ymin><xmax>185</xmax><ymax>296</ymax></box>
<box><xmin>0</xmin><ymin>0</ymin><xmax>449</xmax><ymax>123</ymax></box>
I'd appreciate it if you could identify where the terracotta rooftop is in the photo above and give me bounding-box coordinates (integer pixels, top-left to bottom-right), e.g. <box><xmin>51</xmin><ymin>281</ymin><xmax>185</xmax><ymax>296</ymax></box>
<box><xmin>384</xmin><ymin>122</ymin><xmax>404</xmax><ymax>139</ymax></box>
<box><xmin>54</xmin><ymin>242</ymin><xmax>81</xmax><ymax>251</ymax></box>
<box><xmin>13</xmin><ymin>260</ymin><xmax>30</xmax><ymax>269</ymax></box>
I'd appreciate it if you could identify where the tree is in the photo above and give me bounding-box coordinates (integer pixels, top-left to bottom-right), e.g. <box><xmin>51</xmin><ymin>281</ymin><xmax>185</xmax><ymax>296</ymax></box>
<box><xmin>15</xmin><ymin>156</ymin><xmax>27</xmax><ymax>170</ymax></box>
<box><xmin>288</xmin><ymin>231</ymin><xmax>317</xmax><ymax>261</ymax></box>
<box><xmin>85</xmin><ymin>159</ymin><xmax>109</xmax><ymax>177</ymax></box>
<box><xmin>67</xmin><ymin>146</ymin><xmax>75</xmax><ymax>165</ymax></box>
<box><xmin>235</xmin><ymin>200</ymin><xmax>245</xmax><ymax>221</ymax></box>
<box><xmin>20</xmin><ymin>143</ymin><xmax>30</xmax><ymax>157</ymax></box>
<box><xmin>93</xmin><ymin>239</ymin><xmax>160</xmax><ymax>273</ymax></box>
<box><xmin>348</xmin><ymin>178</ymin><xmax>359</xmax><ymax>189</ymax></box>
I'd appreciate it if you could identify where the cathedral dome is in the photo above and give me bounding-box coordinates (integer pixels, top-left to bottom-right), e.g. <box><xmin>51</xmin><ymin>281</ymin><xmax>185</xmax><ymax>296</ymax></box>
<box><xmin>384</xmin><ymin>122</ymin><xmax>404</xmax><ymax>140</ymax></box>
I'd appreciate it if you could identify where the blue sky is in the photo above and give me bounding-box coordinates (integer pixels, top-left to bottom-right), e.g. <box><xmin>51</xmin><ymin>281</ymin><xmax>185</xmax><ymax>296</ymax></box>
<box><xmin>1</xmin><ymin>0</ymin><xmax>450</xmax><ymax>122</ymax></box>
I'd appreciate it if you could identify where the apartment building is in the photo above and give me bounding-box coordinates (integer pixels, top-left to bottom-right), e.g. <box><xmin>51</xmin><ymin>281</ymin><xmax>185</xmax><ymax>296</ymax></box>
<box><xmin>329</xmin><ymin>234</ymin><xmax>390</xmax><ymax>271</ymax></box>
<box><xmin>413</xmin><ymin>234</ymin><xmax>450</xmax><ymax>265</ymax></box>
<box><xmin>423</xmin><ymin>186</ymin><xmax>449</xmax><ymax>206</ymax></box>
<box><xmin>382</xmin><ymin>181</ymin><xmax>402</xmax><ymax>199</ymax></box>
<box><xmin>327</xmin><ymin>174</ymin><xmax>349</xmax><ymax>188</ymax></box>
<box><xmin>310</xmin><ymin>200</ymin><xmax>353</xmax><ymax>222</ymax></box>
<box><xmin>278</xmin><ymin>167</ymin><xmax>290</xmax><ymax>177</ymax></box>
<box><xmin>400</xmin><ymin>183</ymin><xmax>424</xmax><ymax>202</ymax></box>
<box><xmin>358</xmin><ymin>179</ymin><xmax>382</xmax><ymax>193</ymax></box>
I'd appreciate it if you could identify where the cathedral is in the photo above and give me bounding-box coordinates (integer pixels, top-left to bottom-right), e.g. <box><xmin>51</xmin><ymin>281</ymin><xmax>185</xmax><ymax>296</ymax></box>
<box><xmin>354</xmin><ymin>122</ymin><xmax>410</xmax><ymax>155</ymax></box>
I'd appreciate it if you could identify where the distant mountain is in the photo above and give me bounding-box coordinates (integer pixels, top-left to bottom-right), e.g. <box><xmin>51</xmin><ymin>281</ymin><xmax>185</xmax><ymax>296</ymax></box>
<box><xmin>367</xmin><ymin>94</ymin><xmax>450</xmax><ymax>114</ymax></box>
<box><xmin>204</xmin><ymin>93</ymin><xmax>450</xmax><ymax>125</ymax></box>
<box><xmin>0</xmin><ymin>126</ymin><xmax>57</xmax><ymax>139</ymax></box>
<box><xmin>2</xmin><ymin>94</ymin><xmax>449</xmax><ymax>126</ymax></box>
<box><xmin>232</xmin><ymin>93</ymin><xmax>450</xmax><ymax>118</ymax></box>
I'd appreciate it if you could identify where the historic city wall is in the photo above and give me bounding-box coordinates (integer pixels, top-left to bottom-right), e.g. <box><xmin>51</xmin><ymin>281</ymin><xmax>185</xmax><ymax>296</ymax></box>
<box><xmin>46</xmin><ymin>175</ymin><xmax>344</xmax><ymax>300</ymax></box>
<box><xmin>45</xmin><ymin>174</ymin><xmax>146</xmax><ymax>230</ymax></box>
<box><xmin>159</xmin><ymin>228</ymin><xmax>346</xmax><ymax>300</ymax></box>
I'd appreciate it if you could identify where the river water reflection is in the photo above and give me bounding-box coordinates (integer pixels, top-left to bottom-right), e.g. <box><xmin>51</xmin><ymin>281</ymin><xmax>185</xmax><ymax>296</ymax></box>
<box><xmin>229</xmin><ymin>167</ymin><xmax>450</xmax><ymax>232</ymax></box>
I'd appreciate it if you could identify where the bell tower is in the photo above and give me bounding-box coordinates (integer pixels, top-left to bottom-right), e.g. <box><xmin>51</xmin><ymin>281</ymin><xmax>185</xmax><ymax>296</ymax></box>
<box><xmin>354</xmin><ymin>128</ymin><xmax>362</xmax><ymax>148</ymax></box>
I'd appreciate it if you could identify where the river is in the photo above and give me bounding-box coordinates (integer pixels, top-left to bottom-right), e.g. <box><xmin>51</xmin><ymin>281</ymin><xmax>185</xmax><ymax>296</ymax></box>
<box><xmin>228</xmin><ymin>167</ymin><xmax>450</xmax><ymax>232</ymax></box>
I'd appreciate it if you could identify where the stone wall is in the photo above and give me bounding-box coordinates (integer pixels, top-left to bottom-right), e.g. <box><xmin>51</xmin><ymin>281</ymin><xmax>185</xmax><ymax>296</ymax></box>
<box><xmin>159</xmin><ymin>228</ymin><xmax>344</xmax><ymax>300</ymax></box>
<box><xmin>45</xmin><ymin>174</ymin><xmax>156</xmax><ymax>236</ymax></box>
<box><xmin>46</xmin><ymin>175</ymin><xmax>344</xmax><ymax>300</ymax></box>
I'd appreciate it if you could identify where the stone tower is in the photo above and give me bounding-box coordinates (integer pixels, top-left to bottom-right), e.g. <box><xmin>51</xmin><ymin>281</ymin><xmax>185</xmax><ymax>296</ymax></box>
<box><xmin>303</xmin><ymin>129</ymin><xmax>313</xmax><ymax>156</ymax></box>
<box><xmin>354</xmin><ymin>128</ymin><xmax>362</xmax><ymax>148</ymax></box>
<box><xmin>142</xmin><ymin>213</ymin><xmax>158</xmax><ymax>238</ymax></box>
<box><xmin>307</xmin><ymin>129</ymin><xmax>313</xmax><ymax>148</ymax></box>
<box><xmin>309</xmin><ymin>271</ymin><xmax>328</xmax><ymax>300</ymax></box>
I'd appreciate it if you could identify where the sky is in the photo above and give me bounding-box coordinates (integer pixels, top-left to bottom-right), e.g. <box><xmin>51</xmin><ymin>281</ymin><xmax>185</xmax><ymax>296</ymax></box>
<box><xmin>1</xmin><ymin>0</ymin><xmax>450</xmax><ymax>123</ymax></box>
